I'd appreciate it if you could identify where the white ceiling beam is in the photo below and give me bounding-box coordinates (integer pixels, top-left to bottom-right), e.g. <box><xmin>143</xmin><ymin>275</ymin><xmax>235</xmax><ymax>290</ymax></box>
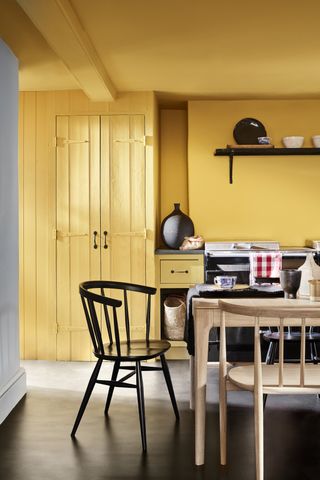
<box><xmin>17</xmin><ymin>0</ymin><xmax>117</xmax><ymax>101</ymax></box>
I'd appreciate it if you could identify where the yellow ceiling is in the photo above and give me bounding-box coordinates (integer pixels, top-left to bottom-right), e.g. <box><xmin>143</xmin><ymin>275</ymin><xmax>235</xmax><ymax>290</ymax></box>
<box><xmin>1</xmin><ymin>0</ymin><xmax>320</xmax><ymax>101</ymax></box>
<box><xmin>0</xmin><ymin>0</ymin><xmax>78</xmax><ymax>91</ymax></box>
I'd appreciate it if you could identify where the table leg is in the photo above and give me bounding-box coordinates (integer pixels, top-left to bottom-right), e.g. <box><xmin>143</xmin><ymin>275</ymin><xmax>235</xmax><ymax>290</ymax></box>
<box><xmin>190</xmin><ymin>355</ymin><xmax>194</xmax><ymax>410</ymax></box>
<box><xmin>194</xmin><ymin>310</ymin><xmax>212</xmax><ymax>466</ymax></box>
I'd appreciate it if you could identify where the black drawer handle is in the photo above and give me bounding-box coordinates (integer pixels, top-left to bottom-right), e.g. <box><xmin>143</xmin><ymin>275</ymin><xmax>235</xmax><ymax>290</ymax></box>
<box><xmin>171</xmin><ymin>269</ymin><xmax>189</xmax><ymax>274</ymax></box>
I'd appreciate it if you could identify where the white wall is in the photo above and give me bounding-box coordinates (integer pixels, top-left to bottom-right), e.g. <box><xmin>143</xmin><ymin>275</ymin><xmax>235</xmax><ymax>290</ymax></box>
<box><xmin>0</xmin><ymin>39</ymin><xmax>26</xmax><ymax>424</ymax></box>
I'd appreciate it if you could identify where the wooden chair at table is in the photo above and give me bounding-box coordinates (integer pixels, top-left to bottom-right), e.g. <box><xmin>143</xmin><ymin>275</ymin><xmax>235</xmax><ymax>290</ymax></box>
<box><xmin>262</xmin><ymin>325</ymin><xmax>320</xmax><ymax>405</ymax></box>
<box><xmin>263</xmin><ymin>326</ymin><xmax>320</xmax><ymax>366</ymax></box>
<box><xmin>218</xmin><ymin>299</ymin><xmax>320</xmax><ymax>480</ymax></box>
<box><xmin>71</xmin><ymin>280</ymin><xmax>179</xmax><ymax>451</ymax></box>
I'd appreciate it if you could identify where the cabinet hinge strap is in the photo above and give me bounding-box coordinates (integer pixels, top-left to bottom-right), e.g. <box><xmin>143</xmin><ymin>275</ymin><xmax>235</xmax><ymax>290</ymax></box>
<box><xmin>55</xmin><ymin>137</ymin><xmax>89</xmax><ymax>148</ymax></box>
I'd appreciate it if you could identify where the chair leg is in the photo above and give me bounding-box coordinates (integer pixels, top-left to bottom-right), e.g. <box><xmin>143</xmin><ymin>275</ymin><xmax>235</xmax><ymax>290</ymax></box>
<box><xmin>313</xmin><ymin>341</ymin><xmax>319</xmax><ymax>363</ymax></box>
<box><xmin>263</xmin><ymin>393</ymin><xmax>268</xmax><ymax>409</ymax></box>
<box><xmin>265</xmin><ymin>341</ymin><xmax>274</xmax><ymax>364</ymax></box>
<box><xmin>219</xmin><ymin>375</ymin><xmax>227</xmax><ymax>465</ymax></box>
<box><xmin>263</xmin><ymin>341</ymin><xmax>275</xmax><ymax>409</ymax></box>
<box><xmin>71</xmin><ymin>358</ymin><xmax>103</xmax><ymax>437</ymax></box>
<box><xmin>310</xmin><ymin>341</ymin><xmax>318</xmax><ymax>364</ymax></box>
<box><xmin>271</xmin><ymin>342</ymin><xmax>278</xmax><ymax>364</ymax></box>
<box><xmin>310</xmin><ymin>342</ymin><xmax>320</xmax><ymax>399</ymax></box>
<box><xmin>104</xmin><ymin>360</ymin><xmax>120</xmax><ymax>415</ymax></box>
<box><xmin>254</xmin><ymin>390</ymin><xmax>264</xmax><ymax>480</ymax></box>
<box><xmin>160</xmin><ymin>354</ymin><xmax>180</xmax><ymax>420</ymax></box>
<box><xmin>136</xmin><ymin>360</ymin><xmax>147</xmax><ymax>452</ymax></box>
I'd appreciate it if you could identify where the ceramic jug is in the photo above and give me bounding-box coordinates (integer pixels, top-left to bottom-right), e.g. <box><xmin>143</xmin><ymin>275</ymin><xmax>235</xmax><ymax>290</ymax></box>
<box><xmin>297</xmin><ymin>253</ymin><xmax>320</xmax><ymax>297</ymax></box>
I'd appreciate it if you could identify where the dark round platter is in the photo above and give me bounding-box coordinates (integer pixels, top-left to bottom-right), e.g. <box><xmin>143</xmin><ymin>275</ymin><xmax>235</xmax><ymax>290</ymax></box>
<box><xmin>233</xmin><ymin>118</ymin><xmax>267</xmax><ymax>144</ymax></box>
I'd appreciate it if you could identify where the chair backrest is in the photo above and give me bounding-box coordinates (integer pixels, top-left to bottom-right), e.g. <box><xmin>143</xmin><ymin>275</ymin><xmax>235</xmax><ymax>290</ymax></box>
<box><xmin>79</xmin><ymin>280</ymin><xmax>156</xmax><ymax>356</ymax></box>
<box><xmin>218</xmin><ymin>298</ymin><xmax>320</xmax><ymax>389</ymax></box>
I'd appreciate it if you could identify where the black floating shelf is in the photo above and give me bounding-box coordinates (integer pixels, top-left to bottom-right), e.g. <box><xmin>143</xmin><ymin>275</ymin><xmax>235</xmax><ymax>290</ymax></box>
<box><xmin>214</xmin><ymin>147</ymin><xmax>320</xmax><ymax>184</ymax></box>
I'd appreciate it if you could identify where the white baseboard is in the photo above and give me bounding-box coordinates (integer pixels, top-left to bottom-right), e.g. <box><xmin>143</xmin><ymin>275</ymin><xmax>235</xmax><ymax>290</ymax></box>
<box><xmin>0</xmin><ymin>367</ymin><xmax>27</xmax><ymax>424</ymax></box>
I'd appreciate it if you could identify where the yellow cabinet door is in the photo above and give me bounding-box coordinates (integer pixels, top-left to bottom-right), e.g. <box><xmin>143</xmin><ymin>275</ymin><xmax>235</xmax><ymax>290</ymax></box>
<box><xmin>56</xmin><ymin>114</ymin><xmax>147</xmax><ymax>360</ymax></box>
<box><xmin>101</xmin><ymin>115</ymin><xmax>147</xmax><ymax>340</ymax></box>
<box><xmin>56</xmin><ymin>115</ymin><xmax>101</xmax><ymax>360</ymax></box>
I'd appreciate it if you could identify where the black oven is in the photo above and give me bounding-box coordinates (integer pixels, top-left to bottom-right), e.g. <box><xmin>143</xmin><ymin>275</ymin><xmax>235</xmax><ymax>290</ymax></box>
<box><xmin>203</xmin><ymin>243</ymin><xmax>320</xmax><ymax>361</ymax></box>
<box><xmin>205</xmin><ymin>252</ymin><xmax>250</xmax><ymax>284</ymax></box>
<box><xmin>205</xmin><ymin>248</ymin><xmax>320</xmax><ymax>286</ymax></box>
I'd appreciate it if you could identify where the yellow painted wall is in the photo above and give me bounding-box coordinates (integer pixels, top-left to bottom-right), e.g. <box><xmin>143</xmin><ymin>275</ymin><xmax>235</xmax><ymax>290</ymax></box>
<box><xmin>188</xmin><ymin>100</ymin><xmax>320</xmax><ymax>246</ymax></box>
<box><xmin>160</xmin><ymin>109</ymin><xmax>188</xmax><ymax>233</ymax></box>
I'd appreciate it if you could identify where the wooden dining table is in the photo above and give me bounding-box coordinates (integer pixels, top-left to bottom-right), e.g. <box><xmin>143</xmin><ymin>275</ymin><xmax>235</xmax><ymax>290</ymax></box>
<box><xmin>191</xmin><ymin>296</ymin><xmax>320</xmax><ymax>466</ymax></box>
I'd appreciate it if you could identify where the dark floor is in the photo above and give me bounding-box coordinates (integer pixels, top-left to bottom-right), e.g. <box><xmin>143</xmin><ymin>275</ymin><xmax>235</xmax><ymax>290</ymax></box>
<box><xmin>0</xmin><ymin>360</ymin><xmax>319</xmax><ymax>480</ymax></box>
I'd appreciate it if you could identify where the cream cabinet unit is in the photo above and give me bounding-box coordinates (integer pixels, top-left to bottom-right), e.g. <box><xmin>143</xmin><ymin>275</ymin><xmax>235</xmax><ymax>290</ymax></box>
<box><xmin>156</xmin><ymin>252</ymin><xmax>204</xmax><ymax>359</ymax></box>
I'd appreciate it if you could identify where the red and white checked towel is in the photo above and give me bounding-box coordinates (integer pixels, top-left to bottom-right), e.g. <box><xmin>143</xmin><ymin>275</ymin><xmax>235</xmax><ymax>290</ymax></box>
<box><xmin>250</xmin><ymin>252</ymin><xmax>282</xmax><ymax>278</ymax></box>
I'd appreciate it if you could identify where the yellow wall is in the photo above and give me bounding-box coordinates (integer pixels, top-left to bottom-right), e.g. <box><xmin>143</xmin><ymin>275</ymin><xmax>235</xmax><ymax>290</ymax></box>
<box><xmin>160</xmin><ymin>109</ymin><xmax>188</xmax><ymax>228</ymax></box>
<box><xmin>188</xmin><ymin>99</ymin><xmax>320</xmax><ymax>246</ymax></box>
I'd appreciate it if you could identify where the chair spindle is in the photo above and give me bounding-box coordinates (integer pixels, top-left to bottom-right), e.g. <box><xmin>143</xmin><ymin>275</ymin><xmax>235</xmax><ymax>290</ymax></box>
<box><xmin>124</xmin><ymin>289</ymin><xmax>131</xmax><ymax>344</ymax></box>
<box><xmin>101</xmin><ymin>288</ymin><xmax>114</xmax><ymax>345</ymax></box>
<box><xmin>300</xmin><ymin>318</ymin><xmax>306</xmax><ymax>387</ymax></box>
<box><xmin>278</xmin><ymin>318</ymin><xmax>284</xmax><ymax>387</ymax></box>
<box><xmin>254</xmin><ymin>317</ymin><xmax>262</xmax><ymax>391</ymax></box>
<box><xmin>146</xmin><ymin>294</ymin><xmax>151</xmax><ymax>343</ymax></box>
<box><xmin>113</xmin><ymin>306</ymin><xmax>121</xmax><ymax>355</ymax></box>
<box><xmin>81</xmin><ymin>297</ymin><xmax>99</xmax><ymax>353</ymax></box>
<box><xmin>88</xmin><ymin>299</ymin><xmax>105</xmax><ymax>355</ymax></box>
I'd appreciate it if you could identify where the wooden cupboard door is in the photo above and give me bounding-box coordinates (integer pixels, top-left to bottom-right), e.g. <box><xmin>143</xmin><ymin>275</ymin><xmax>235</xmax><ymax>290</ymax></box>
<box><xmin>101</xmin><ymin>115</ymin><xmax>147</xmax><ymax>339</ymax></box>
<box><xmin>56</xmin><ymin>115</ymin><xmax>101</xmax><ymax>360</ymax></box>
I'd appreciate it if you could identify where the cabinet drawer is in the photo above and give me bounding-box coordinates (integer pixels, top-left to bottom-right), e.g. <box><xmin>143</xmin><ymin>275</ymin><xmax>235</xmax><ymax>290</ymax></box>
<box><xmin>160</xmin><ymin>259</ymin><xmax>203</xmax><ymax>284</ymax></box>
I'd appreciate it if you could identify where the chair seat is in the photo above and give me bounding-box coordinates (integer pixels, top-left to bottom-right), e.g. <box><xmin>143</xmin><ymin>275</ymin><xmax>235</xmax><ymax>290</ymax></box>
<box><xmin>228</xmin><ymin>364</ymin><xmax>320</xmax><ymax>394</ymax></box>
<box><xmin>263</xmin><ymin>331</ymin><xmax>320</xmax><ymax>342</ymax></box>
<box><xmin>95</xmin><ymin>339</ymin><xmax>171</xmax><ymax>361</ymax></box>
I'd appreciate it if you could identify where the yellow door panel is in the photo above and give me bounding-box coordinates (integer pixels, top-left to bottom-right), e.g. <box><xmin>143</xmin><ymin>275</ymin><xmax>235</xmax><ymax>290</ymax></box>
<box><xmin>101</xmin><ymin>114</ymin><xmax>146</xmax><ymax>340</ymax></box>
<box><xmin>56</xmin><ymin>115</ymin><xmax>100</xmax><ymax>360</ymax></box>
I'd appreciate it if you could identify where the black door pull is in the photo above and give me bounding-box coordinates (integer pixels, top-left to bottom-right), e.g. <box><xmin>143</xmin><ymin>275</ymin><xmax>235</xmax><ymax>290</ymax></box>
<box><xmin>103</xmin><ymin>231</ymin><xmax>108</xmax><ymax>249</ymax></box>
<box><xmin>93</xmin><ymin>231</ymin><xmax>98</xmax><ymax>249</ymax></box>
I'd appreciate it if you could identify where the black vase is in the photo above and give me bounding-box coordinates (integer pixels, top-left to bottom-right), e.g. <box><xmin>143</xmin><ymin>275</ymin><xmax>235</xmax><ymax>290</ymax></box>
<box><xmin>280</xmin><ymin>269</ymin><xmax>302</xmax><ymax>299</ymax></box>
<box><xmin>160</xmin><ymin>203</ymin><xmax>194</xmax><ymax>249</ymax></box>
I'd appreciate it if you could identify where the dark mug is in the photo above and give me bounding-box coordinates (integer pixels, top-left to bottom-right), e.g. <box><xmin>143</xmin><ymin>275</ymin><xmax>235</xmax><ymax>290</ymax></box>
<box><xmin>280</xmin><ymin>269</ymin><xmax>302</xmax><ymax>299</ymax></box>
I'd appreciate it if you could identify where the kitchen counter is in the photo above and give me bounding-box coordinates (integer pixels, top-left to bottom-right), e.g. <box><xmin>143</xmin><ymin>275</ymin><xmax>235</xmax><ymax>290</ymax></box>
<box><xmin>155</xmin><ymin>248</ymin><xmax>204</xmax><ymax>255</ymax></box>
<box><xmin>155</xmin><ymin>247</ymin><xmax>315</xmax><ymax>255</ymax></box>
<box><xmin>279</xmin><ymin>246</ymin><xmax>316</xmax><ymax>253</ymax></box>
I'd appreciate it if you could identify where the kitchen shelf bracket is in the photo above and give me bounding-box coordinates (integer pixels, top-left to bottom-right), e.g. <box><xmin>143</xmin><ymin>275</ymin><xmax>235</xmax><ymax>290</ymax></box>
<box><xmin>229</xmin><ymin>154</ymin><xmax>233</xmax><ymax>184</ymax></box>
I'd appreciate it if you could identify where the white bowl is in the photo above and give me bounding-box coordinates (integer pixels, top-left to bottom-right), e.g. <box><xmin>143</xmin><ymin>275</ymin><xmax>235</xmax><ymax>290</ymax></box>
<box><xmin>312</xmin><ymin>135</ymin><xmax>320</xmax><ymax>148</ymax></box>
<box><xmin>282</xmin><ymin>136</ymin><xmax>304</xmax><ymax>148</ymax></box>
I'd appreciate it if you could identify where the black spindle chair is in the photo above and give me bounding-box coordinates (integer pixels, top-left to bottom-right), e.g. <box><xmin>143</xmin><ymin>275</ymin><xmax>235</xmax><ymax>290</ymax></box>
<box><xmin>71</xmin><ymin>280</ymin><xmax>179</xmax><ymax>451</ymax></box>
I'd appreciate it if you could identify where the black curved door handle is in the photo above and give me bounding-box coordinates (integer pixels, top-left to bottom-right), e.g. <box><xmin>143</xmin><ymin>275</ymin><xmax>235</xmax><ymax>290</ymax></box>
<box><xmin>103</xmin><ymin>231</ymin><xmax>108</xmax><ymax>249</ymax></box>
<box><xmin>93</xmin><ymin>231</ymin><xmax>98</xmax><ymax>249</ymax></box>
